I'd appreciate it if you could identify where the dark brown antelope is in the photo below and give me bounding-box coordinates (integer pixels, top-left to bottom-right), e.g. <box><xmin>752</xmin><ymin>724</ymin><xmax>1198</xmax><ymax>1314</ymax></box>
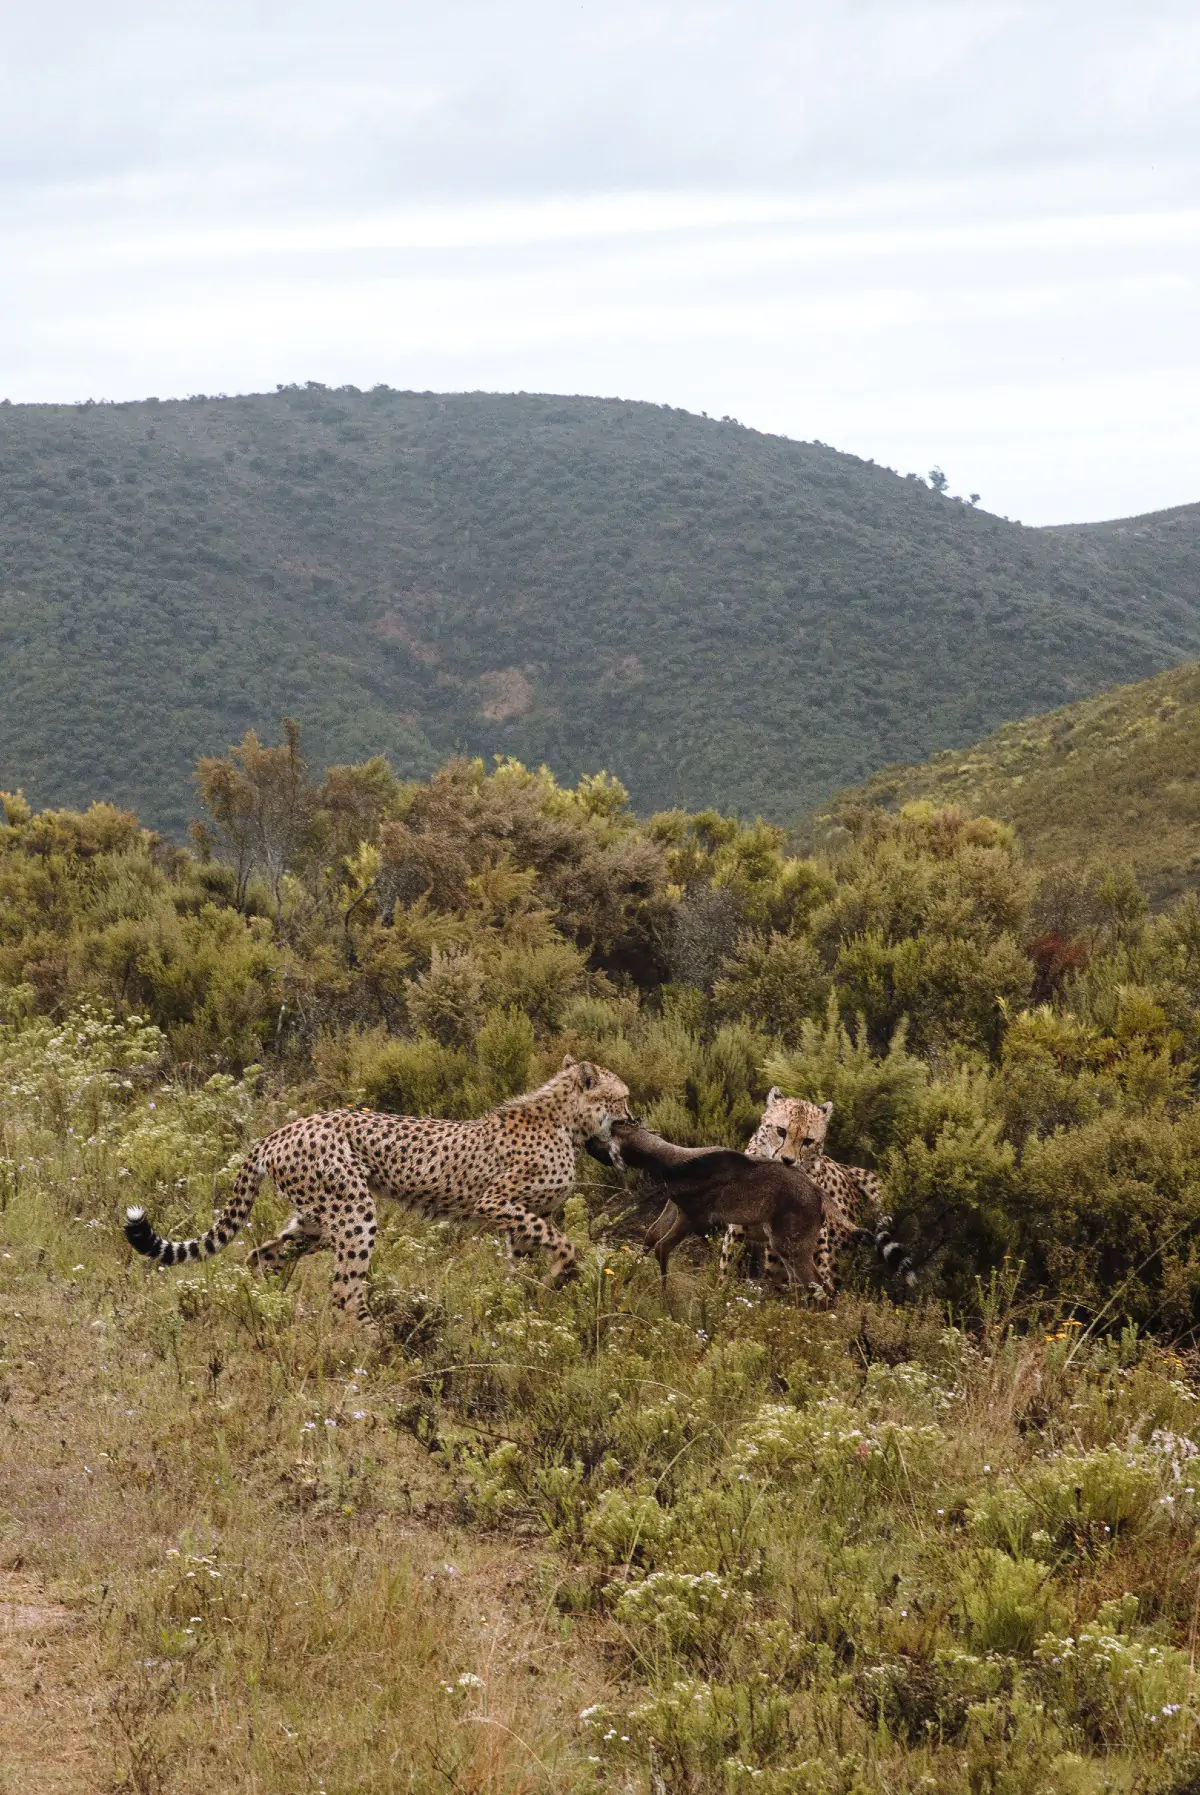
<box><xmin>587</xmin><ymin>1122</ymin><xmax>825</xmax><ymax>1292</ymax></box>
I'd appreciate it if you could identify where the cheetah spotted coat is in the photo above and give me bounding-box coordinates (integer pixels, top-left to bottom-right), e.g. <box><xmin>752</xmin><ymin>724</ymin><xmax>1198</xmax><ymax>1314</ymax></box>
<box><xmin>124</xmin><ymin>1057</ymin><xmax>632</xmax><ymax>1321</ymax></box>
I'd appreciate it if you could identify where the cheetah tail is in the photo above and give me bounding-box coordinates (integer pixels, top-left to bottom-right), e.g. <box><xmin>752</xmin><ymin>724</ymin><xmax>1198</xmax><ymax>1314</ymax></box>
<box><xmin>123</xmin><ymin>1148</ymin><xmax>267</xmax><ymax>1268</ymax></box>
<box><xmin>854</xmin><ymin>1219</ymin><xmax>918</xmax><ymax>1289</ymax></box>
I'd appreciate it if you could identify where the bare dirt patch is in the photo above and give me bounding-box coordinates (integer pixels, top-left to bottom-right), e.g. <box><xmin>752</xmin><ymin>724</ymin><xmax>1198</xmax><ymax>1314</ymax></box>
<box><xmin>0</xmin><ymin>1570</ymin><xmax>102</xmax><ymax>1794</ymax></box>
<box><xmin>477</xmin><ymin>666</ymin><xmax>536</xmax><ymax>721</ymax></box>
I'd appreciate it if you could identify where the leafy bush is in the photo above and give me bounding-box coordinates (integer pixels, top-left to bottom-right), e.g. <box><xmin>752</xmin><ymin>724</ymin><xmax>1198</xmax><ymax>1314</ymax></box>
<box><xmin>1034</xmin><ymin>1596</ymin><xmax>1189</xmax><ymax>1752</ymax></box>
<box><xmin>970</xmin><ymin>1445</ymin><xmax>1175</xmax><ymax>1561</ymax></box>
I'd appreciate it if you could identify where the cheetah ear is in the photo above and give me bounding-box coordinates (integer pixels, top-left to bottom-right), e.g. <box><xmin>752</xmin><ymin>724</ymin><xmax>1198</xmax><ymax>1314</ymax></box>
<box><xmin>818</xmin><ymin>1101</ymin><xmax>833</xmax><ymax>1120</ymax></box>
<box><xmin>576</xmin><ymin>1060</ymin><xmax>598</xmax><ymax>1090</ymax></box>
<box><xmin>561</xmin><ymin>1054</ymin><xmax>578</xmax><ymax>1071</ymax></box>
<box><xmin>766</xmin><ymin>1086</ymin><xmax>784</xmax><ymax>1106</ymax></box>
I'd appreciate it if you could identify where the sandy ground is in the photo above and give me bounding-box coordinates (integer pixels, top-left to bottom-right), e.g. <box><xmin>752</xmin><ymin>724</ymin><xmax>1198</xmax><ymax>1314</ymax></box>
<box><xmin>0</xmin><ymin>1569</ymin><xmax>103</xmax><ymax>1794</ymax></box>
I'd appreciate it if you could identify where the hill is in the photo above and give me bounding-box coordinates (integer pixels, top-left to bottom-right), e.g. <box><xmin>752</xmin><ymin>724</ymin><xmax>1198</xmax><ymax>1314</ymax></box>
<box><xmin>1</xmin><ymin>385</ymin><xmax>1199</xmax><ymax>834</ymax></box>
<box><xmin>838</xmin><ymin>659</ymin><xmax>1200</xmax><ymax>903</ymax></box>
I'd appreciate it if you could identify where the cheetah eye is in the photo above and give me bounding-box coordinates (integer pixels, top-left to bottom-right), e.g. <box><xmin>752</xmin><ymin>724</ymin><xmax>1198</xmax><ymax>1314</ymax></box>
<box><xmin>775</xmin><ymin>1125</ymin><xmax>788</xmax><ymax>1138</ymax></box>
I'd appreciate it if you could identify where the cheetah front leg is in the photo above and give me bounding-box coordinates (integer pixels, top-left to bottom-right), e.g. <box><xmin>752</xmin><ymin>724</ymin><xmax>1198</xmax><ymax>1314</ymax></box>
<box><xmin>474</xmin><ymin>1177</ymin><xmax>578</xmax><ymax>1283</ymax></box>
<box><xmin>721</xmin><ymin>1224</ymin><xmax>787</xmax><ymax>1287</ymax></box>
<box><xmin>812</xmin><ymin>1222</ymin><xmax>835</xmax><ymax>1303</ymax></box>
<box><xmin>324</xmin><ymin>1173</ymin><xmax>378</xmax><ymax>1324</ymax></box>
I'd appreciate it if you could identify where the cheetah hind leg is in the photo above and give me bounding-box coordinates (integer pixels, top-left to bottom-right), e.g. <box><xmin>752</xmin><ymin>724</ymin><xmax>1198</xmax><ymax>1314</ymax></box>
<box><xmin>247</xmin><ymin>1213</ymin><xmax>327</xmax><ymax>1274</ymax></box>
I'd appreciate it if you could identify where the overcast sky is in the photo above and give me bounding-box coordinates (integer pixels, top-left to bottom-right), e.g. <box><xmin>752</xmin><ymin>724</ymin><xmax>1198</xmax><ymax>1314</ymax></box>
<box><xmin>2</xmin><ymin>1</ymin><xmax>1197</xmax><ymax>524</ymax></box>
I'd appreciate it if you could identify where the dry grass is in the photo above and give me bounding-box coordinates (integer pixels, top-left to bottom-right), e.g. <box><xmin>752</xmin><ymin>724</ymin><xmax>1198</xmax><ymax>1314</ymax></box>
<box><xmin>8</xmin><ymin>1032</ymin><xmax>1200</xmax><ymax>1793</ymax></box>
<box><xmin>0</xmin><ymin>1230</ymin><xmax>615</xmax><ymax>1793</ymax></box>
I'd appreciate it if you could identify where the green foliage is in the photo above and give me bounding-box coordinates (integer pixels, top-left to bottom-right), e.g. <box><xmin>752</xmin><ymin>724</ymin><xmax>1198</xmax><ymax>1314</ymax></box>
<box><xmin>970</xmin><ymin>1445</ymin><xmax>1181</xmax><ymax>1562</ymax></box>
<box><xmin>10</xmin><ymin>991</ymin><xmax>1200</xmax><ymax>1790</ymax></box>
<box><xmin>15</xmin><ymin>733</ymin><xmax>1200</xmax><ymax>1326</ymax></box>
<box><xmin>1034</xmin><ymin>1597</ymin><xmax>1190</xmax><ymax>1751</ymax></box>
<box><xmin>713</xmin><ymin>932</ymin><xmax>831</xmax><ymax>1045</ymax></box>
<box><xmin>846</xmin><ymin>658</ymin><xmax>1200</xmax><ymax>906</ymax></box>
<box><xmin>957</xmin><ymin>1551</ymin><xmax>1060</xmax><ymax>1655</ymax></box>
<box><xmin>3</xmin><ymin>389</ymin><xmax>1199</xmax><ymax>835</ymax></box>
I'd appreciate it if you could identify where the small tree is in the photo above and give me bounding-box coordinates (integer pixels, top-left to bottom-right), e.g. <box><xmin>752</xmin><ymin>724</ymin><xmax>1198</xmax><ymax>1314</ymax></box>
<box><xmin>192</xmin><ymin>719</ymin><xmax>319</xmax><ymax>921</ymax></box>
<box><xmin>927</xmin><ymin>467</ymin><xmax>949</xmax><ymax>495</ymax></box>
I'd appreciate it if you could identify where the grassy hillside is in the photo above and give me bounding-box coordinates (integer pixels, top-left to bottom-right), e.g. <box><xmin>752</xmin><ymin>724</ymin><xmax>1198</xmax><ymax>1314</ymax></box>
<box><xmin>841</xmin><ymin>660</ymin><xmax>1200</xmax><ymax>903</ymax></box>
<box><xmin>1</xmin><ymin>386</ymin><xmax>1199</xmax><ymax>834</ymax></box>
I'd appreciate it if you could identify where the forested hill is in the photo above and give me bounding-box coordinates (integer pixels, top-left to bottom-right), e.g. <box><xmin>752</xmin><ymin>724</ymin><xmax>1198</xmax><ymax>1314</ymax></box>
<box><xmin>1</xmin><ymin>384</ymin><xmax>1198</xmax><ymax>834</ymax></box>
<box><xmin>836</xmin><ymin>657</ymin><xmax>1200</xmax><ymax>905</ymax></box>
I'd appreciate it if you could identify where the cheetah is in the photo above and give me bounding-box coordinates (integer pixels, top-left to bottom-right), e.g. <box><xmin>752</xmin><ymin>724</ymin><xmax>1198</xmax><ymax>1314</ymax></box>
<box><xmin>719</xmin><ymin>1090</ymin><xmax>915</xmax><ymax>1298</ymax></box>
<box><xmin>123</xmin><ymin>1056</ymin><xmax>633</xmax><ymax>1323</ymax></box>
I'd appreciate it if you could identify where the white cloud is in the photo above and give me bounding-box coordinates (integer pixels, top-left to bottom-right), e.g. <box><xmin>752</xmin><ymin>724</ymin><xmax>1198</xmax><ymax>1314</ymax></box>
<box><xmin>1</xmin><ymin>1</ymin><xmax>1197</xmax><ymax>523</ymax></box>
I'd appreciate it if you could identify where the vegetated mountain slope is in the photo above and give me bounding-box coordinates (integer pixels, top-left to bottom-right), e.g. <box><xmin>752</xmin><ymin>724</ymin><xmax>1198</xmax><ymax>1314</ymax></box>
<box><xmin>1</xmin><ymin>385</ymin><xmax>1199</xmax><ymax>835</ymax></box>
<box><xmin>839</xmin><ymin>659</ymin><xmax>1200</xmax><ymax>903</ymax></box>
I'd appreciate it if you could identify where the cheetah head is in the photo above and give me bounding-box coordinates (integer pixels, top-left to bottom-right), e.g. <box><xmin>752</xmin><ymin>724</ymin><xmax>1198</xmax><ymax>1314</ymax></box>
<box><xmin>561</xmin><ymin>1054</ymin><xmax>635</xmax><ymax>1139</ymax></box>
<box><xmin>761</xmin><ymin>1089</ymin><xmax>833</xmax><ymax>1167</ymax></box>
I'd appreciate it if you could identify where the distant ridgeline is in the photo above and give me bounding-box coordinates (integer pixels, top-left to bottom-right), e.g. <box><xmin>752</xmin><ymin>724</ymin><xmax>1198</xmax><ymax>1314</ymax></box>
<box><xmin>836</xmin><ymin>660</ymin><xmax>1200</xmax><ymax>905</ymax></box>
<box><xmin>0</xmin><ymin>384</ymin><xmax>1198</xmax><ymax>834</ymax></box>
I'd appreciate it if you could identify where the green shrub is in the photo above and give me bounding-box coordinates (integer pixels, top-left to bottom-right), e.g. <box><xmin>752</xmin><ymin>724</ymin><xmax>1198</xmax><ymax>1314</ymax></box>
<box><xmin>970</xmin><ymin>1445</ymin><xmax>1173</xmax><ymax>1561</ymax></box>
<box><xmin>612</xmin><ymin>1569</ymin><xmax>752</xmax><ymax>1669</ymax></box>
<box><xmin>403</xmin><ymin>949</ymin><xmax>485</xmax><ymax>1047</ymax></box>
<box><xmin>581</xmin><ymin>1489</ymin><xmax>676</xmax><ymax>1568</ymax></box>
<box><xmin>1034</xmin><ymin>1596</ymin><xmax>1189</xmax><ymax>1752</ymax></box>
<box><xmin>957</xmin><ymin>1550</ymin><xmax>1061</xmax><ymax>1654</ymax></box>
<box><xmin>712</xmin><ymin>933</ymin><xmax>831</xmax><ymax>1045</ymax></box>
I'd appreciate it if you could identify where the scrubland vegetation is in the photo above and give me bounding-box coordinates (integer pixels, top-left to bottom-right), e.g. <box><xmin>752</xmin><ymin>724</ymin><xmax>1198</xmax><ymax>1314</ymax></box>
<box><xmin>845</xmin><ymin>659</ymin><xmax>1200</xmax><ymax>908</ymax></box>
<box><xmin>8</xmin><ymin>735</ymin><xmax>1200</xmax><ymax>1790</ymax></box>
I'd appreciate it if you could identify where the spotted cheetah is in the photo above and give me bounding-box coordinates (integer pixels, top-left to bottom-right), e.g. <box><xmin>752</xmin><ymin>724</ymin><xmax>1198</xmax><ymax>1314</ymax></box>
<box><xmin>123</xmin><ymin>1056</ymin><xmax>633</xmax><ymax>1322</ymax></box>
<box><xmin>719</xmin><ymin>1090</ymin><xmax>915</xmax><ymax>1297</ymax></box>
